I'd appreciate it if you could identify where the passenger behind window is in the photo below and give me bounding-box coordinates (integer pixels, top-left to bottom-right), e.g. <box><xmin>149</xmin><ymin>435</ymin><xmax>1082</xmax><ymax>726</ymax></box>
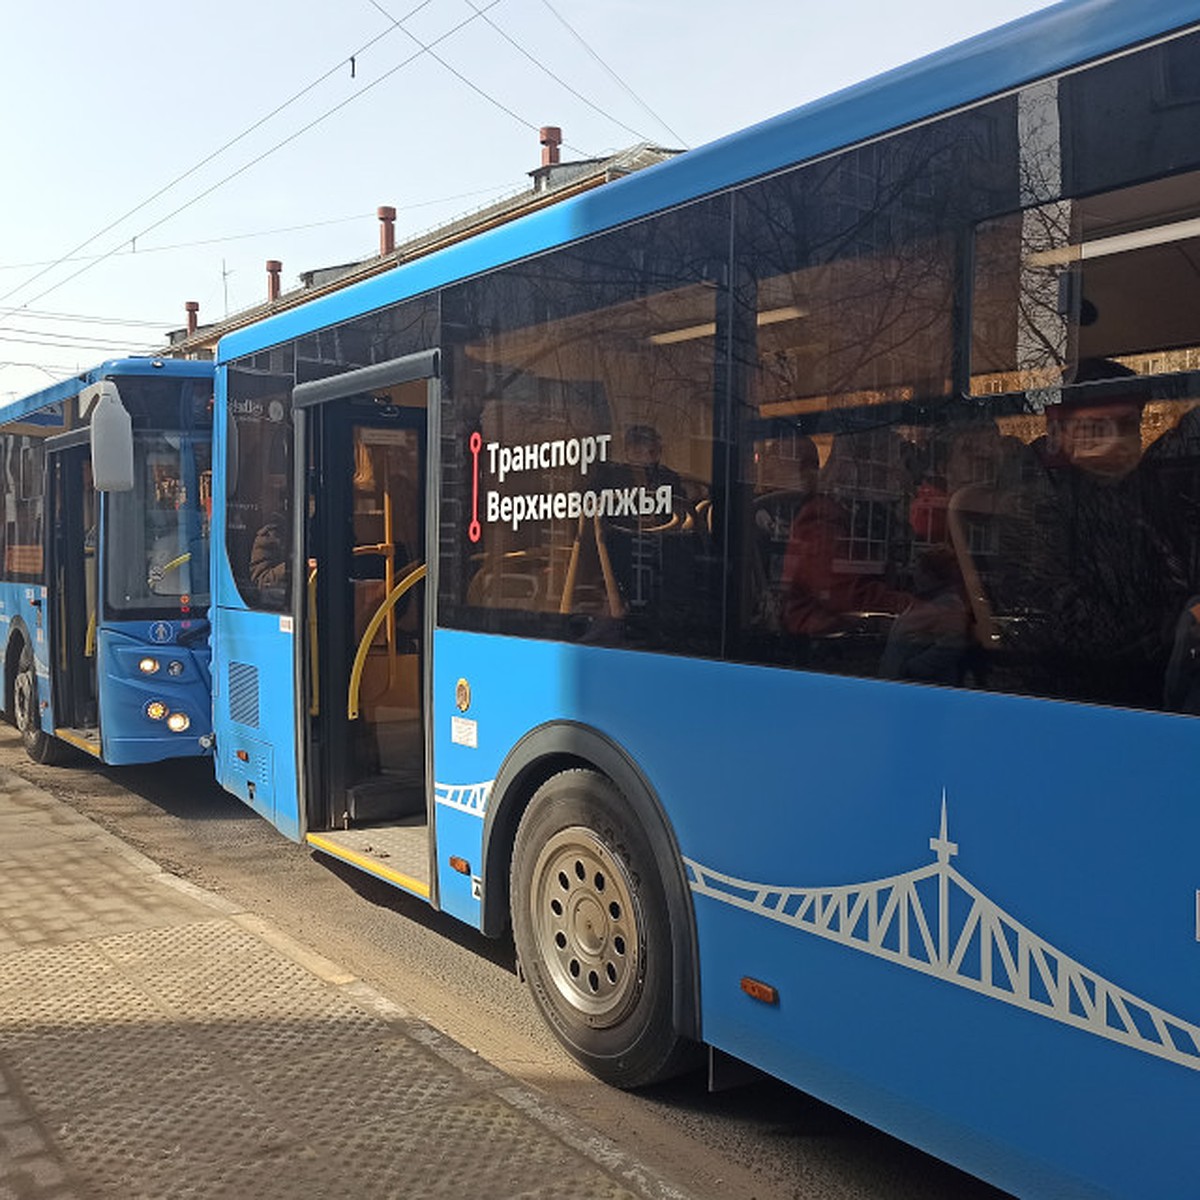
<box><xmin>600</xmin><ymin>423</ymin><xmax>714</xmax><ymax>648</ymax></box>
<box><xmin>1010</xmin><ymin>358</ymin><xmax>1190</xmax><ymax>709</ymax></box>
<box><xmin>879</xmin><ymin>544</ymin><xmax>971</xmax><ymax>684</ymax></box>
<box><xmin>1146</xmin><ymin>403</ymin><xmax>1200</xmax><ymax>712</ymax></box>
<box><xmin>250</xmin><ymin>471</ymin><xmax>291</xmax><ymax>605</ymax></box>
<box><xmin>748</xmin><ymin>432</ymin><xmax>821</xmax><ymax>631</ymax></box>
<box><xmin>249</xmin><ymin>512</ymin><xmax>289</xmax><ymax>592</ymax></box>
<box><xmin>780</xmin><ymin>433</ymin><xmax>908</xmax><ymax>640</ymax></box>
<box><xmin>606</xmin><ymin>424</ymin><xmax>687</xmax><ymax>519</ymax></box>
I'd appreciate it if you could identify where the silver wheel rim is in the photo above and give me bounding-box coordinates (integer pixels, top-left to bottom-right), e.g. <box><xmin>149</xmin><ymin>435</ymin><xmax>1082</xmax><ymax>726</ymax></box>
<box><xmin>528</xmin><ymin>825</ymin><xmax>642</xmax><ymax>1027</ymax></box>
<box><xmin>14</xmin><ymin>668</ymin><xmax>34</xmax><ymax>733</ymax></box>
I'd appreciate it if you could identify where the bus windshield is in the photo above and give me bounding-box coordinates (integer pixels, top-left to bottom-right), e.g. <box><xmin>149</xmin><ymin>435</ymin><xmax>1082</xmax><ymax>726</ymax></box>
<box><xmin>103</xmin><ymin>375</ymin><xmax>213</xmax><ymax>617</ymax></box>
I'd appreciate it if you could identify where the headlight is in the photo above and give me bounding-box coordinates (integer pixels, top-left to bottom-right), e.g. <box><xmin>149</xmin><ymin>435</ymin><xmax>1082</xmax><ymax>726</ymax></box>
<box><xmin>167</xmin><ymin>660</ymin><xmax>185</xmax><ymax>677</ymax></box>
<box><xmin>167</xmin><ymin>712</ymin><xmax>191</xmax><ymax>733</ymax></box>
<box><xmin>139</xmin><ymin>657</ymin><xmax>160</xmax><ymax>674</ymax></box>
<box><xmin>145</xmin><ymin>700</ymin><xmax>168</xmax><ymax>721</ymax></box>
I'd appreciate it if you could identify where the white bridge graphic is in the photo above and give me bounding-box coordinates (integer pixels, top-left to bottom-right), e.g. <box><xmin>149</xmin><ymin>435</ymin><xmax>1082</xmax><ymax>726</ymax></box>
<box><xmin>434</xmin><ymin>780</ymin><xmax>494</xmax><ymax>817</ymax></box>
<box><xmin>686</xmin><ymin>800</ymin><xmax>1200</xmax><ymax>1072</ymax></box>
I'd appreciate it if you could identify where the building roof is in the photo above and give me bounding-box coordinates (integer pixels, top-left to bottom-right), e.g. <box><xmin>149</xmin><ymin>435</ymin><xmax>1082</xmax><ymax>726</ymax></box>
<box><xmin>163</xmin><ymin>140</ymin><xmax>680</xmax><ymax>358</ymax></box>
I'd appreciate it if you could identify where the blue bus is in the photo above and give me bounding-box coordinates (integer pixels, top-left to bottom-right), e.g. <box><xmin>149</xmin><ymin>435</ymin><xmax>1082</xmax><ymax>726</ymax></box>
<box><xmin>210</xmin><ymin>3</ymin><xmax>1200</xmax><ymax>1195</ymax></box>
<box><xmin>0</xmin><ymin>357</ymin><xmax>214</xmax><ymax>765</ymax></box>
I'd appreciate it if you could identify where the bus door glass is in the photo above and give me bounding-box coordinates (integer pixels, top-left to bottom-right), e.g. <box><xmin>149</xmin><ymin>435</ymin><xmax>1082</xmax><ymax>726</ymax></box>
<box><xmin>47</xmin><ymin>440</ymin><xmax>98</xmax><ymax>734</ymax></box>
<box><xmin>307</xmin><ymin>382</ymin><xmax>428</xmax><ymax>830</ymax></box>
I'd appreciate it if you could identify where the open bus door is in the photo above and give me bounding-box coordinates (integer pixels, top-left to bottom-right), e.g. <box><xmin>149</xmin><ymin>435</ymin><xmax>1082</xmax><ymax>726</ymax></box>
<box><xmin>293</xmin><ymin>351</ymin><xmax>438</xmax><ymax>902</ymax></box>
<box><xmin>43</xmin><ymin>431</ymin><xmax>100</xmax><ymax>754</ymax></box>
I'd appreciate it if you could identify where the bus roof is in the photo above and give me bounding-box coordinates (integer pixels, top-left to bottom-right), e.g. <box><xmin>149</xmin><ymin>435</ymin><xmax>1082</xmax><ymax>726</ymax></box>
<box><xmin>218</xmin><ymin>0</ymin><xmax>1200</xmax><ymax>365</ymax></box>
<box><xmin>0</xmin><ymin>357</ymin><xmax>214</xmax><ymax>428</ymax></box>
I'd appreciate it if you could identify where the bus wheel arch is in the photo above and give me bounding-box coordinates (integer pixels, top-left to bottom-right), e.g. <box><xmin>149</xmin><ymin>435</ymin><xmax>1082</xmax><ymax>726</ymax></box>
<box><xmin>8</xmin><ymin>626</ymin><xmax>67</xmax><ymax>764</ymax></box>
<box><xmin>482</xmin><ymin>722</ymin><xmax>701</xmax><ymax>1083</ymax></box>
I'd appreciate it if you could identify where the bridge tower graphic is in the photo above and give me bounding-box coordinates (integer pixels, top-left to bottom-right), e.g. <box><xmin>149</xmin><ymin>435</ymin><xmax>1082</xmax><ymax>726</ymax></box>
<box><xmin>685</xmin><ymin>798</ymin><xmax>1200</xmax><ymax>1072</ymax></box>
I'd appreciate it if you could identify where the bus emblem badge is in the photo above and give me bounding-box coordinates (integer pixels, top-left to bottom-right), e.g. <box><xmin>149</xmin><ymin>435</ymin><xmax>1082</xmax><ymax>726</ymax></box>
<box><xmin>455</xmin><ymin>678</ymin><xmax>471</xmax><ymax>712</ymax></box>
<box><xmin>150</xmin><ymin>622</ymin><xmax>173</xmax><ymax>644</ymax></box>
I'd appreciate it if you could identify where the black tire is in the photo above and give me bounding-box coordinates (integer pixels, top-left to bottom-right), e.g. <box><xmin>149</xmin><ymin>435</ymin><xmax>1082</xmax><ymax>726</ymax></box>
<box><xmin>14</xmin><ymin>643</ymin><xmax>67</xmax><ymax>765</ymax></box>
<box><xmin>511</xmin><ymin>768</ymin><xmax>696</xmax><ymax>1088</ymax></box>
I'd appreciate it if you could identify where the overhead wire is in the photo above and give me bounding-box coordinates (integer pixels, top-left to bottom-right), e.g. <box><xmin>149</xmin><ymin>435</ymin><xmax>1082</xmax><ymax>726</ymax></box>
<box><xmin>0</xmin><ymin>183</ymin><xmax>521</xmax><ymax>275</ymax></box>
<box><xmin>0</xmin><ymin>0</ymin><xmax>505</xmax><ymax>325</ymax></box>
<box><xmin>0</xmin><ymin>361</ymin><xmax>81</xmax><ymax>378</ymax></box>
<box><xmin>0</xmin><ymin>333</ymin><xmax>158</xmax><ymax>352</ymax></box>
<box><xmin>3</xmin><ymin>0</ymin><xmax>669</xmax><ymax>372</ymax></box>
<box><xmin>538</xmin><ymin>0</ymin><xmax>688</xmax><ymax>148</ymax></box>
<box><xmin>457</xmin><ymin>0</ymin><xmax>656</xmax><ymax>145</ymax></box>
<box><xmin>1</xmin><ymin>325</ymin><xmax>160</xmax><ymax>345</ymax></box>
<box><xmin>365</xmin><ymin>0</ymin><xmax>593</xmax><ymax>158</ymax></box>
<box><xmin>9</xmin><ymin>309</ymin><xmax>166</xmax><ymax>328</ymax></box>
<box><xmin>0</xmin><ymin>0</ymin><xmax>439</xmax><ymax>314</ymax></box>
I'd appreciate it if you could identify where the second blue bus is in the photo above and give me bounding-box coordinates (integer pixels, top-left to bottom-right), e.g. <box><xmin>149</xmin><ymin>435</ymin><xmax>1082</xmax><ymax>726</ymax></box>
<box><xmin>0</xmin><ymin>357</ymin><xmax>214</xmax><ymax>765</ymax></box>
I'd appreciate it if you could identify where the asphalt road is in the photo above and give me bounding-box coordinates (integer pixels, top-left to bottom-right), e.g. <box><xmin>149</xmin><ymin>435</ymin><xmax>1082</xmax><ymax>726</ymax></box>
<box><xmin>0</xmin><ymin>726</ymin><xmax>1012</xmax><ymax>1200</ymax></box>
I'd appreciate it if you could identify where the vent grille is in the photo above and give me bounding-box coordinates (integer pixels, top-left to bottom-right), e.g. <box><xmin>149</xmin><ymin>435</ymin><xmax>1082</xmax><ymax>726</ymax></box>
<box><xmin>228</xmin><ymin>661</ymin><xmax>260</xmax><ymax>728</ymax></box>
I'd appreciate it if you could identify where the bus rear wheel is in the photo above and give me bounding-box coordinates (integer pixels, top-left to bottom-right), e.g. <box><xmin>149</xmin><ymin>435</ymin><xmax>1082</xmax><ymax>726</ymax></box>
<box><xmin>14</xmin><ymin>644</ymin><xmax>67</xmax><ymax>765</ymax></box>
<box><xmin>511</xmin><ymin>768</ymin><xmax>694</xmax><ymax>1089</ymax></box>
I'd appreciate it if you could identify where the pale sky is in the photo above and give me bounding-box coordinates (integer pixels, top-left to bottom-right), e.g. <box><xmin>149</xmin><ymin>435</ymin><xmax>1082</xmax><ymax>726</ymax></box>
<box><xmin>0</xmin><ymin>0</ymin><xmax>1057</xmax><ymax>401</ymax></box>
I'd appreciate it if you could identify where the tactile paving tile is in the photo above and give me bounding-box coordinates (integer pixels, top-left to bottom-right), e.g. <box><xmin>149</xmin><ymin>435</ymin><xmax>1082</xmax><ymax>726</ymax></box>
<box><xmin>0</xmin><ymin>1057</ymin><xmax>89</xmax><ymax>1200</ymax></box>
<box><xmin>0</xmin><ymin>940</ymin><xmax>116</xmax><ymax>1000</ymax></box>
<box><xmin>287</xmin><ymin>1092</ymin><xmax>648</xmax><ymax>1199</ymax></box>
<box><xmin>52</xmin><ymin>1076</ymin><xmax>299</xmax><ymax>1198</ymax></box>
<box><xmin>0</xmin><ymin>974</ymin><xmax>161</xmax><ymax>1049</ymax></box>
<box><xmin>95</xmin><ymin>919</ymin><xmax>267</xmax><ymax>968</ymax></box>
<box><xmin>0</xmin><ymin>844</ymin><xmax>202</xmax><ymax>950</ymax></box>
<box><xmin>12</xmin><ymin>1021</ymin><xmax>223</xmax><ymax>1110</ymax></box>
<box><xmin>241</xmin><ymin>1037</ymin><xmax>475</xmax><ymax>1138</ymax></box>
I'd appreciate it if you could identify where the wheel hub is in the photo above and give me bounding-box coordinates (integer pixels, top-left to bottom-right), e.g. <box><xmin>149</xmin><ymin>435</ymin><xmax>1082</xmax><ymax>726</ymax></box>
<box><xmin>530</xmin><ymin>826</ymin><xmax>641</xmax><ymax>1026</ymax></box>
<box><xmin>14</xmin><ymin>671</ymin><xmax>33</xmax><ymax>731</ymax></box>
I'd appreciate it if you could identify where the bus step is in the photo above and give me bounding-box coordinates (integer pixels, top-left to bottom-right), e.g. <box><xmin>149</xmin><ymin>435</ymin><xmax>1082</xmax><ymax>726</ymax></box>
<box><xmin>54</xmin><ymin>727</ymin><xmax>102</xmax><ymax>757</ymax></box>
<box><xmin>346</xmin><ymin>775</ymin><xmax>424</xmax><ymax>823</ymax></box>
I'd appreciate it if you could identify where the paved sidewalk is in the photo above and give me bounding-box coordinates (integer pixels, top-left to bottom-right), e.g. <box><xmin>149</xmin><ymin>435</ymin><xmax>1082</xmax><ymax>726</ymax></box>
<box><xmin>0</xmin><ymin>769</ymin><xmax>696</xmax><ymax>1200</ymax></box>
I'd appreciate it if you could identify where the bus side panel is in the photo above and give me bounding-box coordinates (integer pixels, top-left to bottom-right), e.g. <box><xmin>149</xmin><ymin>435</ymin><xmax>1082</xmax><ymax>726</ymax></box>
<box><xmin>433</xmin><ymin>628</ymin><xmax>1200</xmax><ymax>1200</ymax></box>
<box><xmin>432</xmin><ymin>629</ymin><xmax>577</xmax><ymax>928</ymax></box>
<box><xmin>211</xmin><ymin>607</ymin><xmax>298</xmax><ymax>840</ymax></box>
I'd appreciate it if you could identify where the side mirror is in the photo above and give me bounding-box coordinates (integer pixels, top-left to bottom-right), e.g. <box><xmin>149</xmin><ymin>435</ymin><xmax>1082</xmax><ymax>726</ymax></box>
<box><xmin>87</xmin><ymin>381</ymin><xmax>134</xmax><ymax>491</ymax></box>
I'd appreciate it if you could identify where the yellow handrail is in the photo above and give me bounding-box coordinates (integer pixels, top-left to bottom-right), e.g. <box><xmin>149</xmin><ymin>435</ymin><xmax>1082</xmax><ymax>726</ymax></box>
<box><xmin>347</xmin><ymin>562</ymin><xmax>426</xmax><ymax>720</ymax></box>
<box><xmin>151</xmin><ymin>551</ymin><xmax>191</xmax><ymax>586</ymax></box>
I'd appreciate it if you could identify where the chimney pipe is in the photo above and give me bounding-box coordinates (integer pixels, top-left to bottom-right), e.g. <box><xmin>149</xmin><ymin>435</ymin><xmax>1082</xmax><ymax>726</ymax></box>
<box><xmin>266</xmin><ymin>259</ymin><xmax>282</xmax><ymax>302</ymax></box>
<box><xmin>540</xmin><ymin>126</ymin><xmax>562</xmax><ymax>167</ymax></box>
<box><xmin>185</xmin><ymin>301</ymin><xmax>199</xmax><ymax>336</ymax></box>
<box><xmin>378</xmin><ymin>205</ymin><xmax>396</xmax><ymax>256</ymax></box>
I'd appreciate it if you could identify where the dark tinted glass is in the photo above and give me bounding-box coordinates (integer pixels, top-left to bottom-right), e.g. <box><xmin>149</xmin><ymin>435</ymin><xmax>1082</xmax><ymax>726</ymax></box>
<box><xmin>439</xmin><ymin>198</ymin><xmax>729</xmax><ymax>655</ymax></box>
<box><xmin>225</xmin><ymin>357</ymin><xmax>295</xmax><ymax>613</ymax></box>
<box><xmin>1058</xmin><ymin>30</ymin><xmax>1200</xmax><ymax>199</ymax></box>
<box><xmin>728</xmin><ymin>121</ymin><xmax>968</xmax><ymax>676</ymax></box>
<box><xmin>0</xmin><ymin>433</ymin><xmax>45</xmax><ymax>582</ymax></box>
<box><xmin>295</xmin><ymin>297</ymin><xmax>438</xmax><ymax>389</ymax></box>
<box><xmin>726</xmin><ymin>31</ymin><xmax>1200</xmax><ymax>715</ymax></box>
<box><xmin>969</xmin><ymin>163</ymin><xmax>1200</xmax><ymax>712</ymax></box>
<box><xmin>226</xmin><ymin>297</ymin><xmax>437</xmax><ymax>613</ymax></box>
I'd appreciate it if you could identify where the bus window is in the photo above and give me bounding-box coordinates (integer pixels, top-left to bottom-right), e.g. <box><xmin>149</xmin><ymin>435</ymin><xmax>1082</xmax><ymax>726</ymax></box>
<box><xmin>729</xmin><ymin>118</ymin><xmax>965</xmax><ymax>673</ymax></box>
<box><xmin>104</xmin><ymin>376</ymin><xmax>214</xmax><ymax>616</ymax></box>
<box><xmin>224</xmin><ymin>366</ymin><xmax>294</xmax><ymax>613</ymax></box>
<box><xmin>964</xmin><ymin>172</ymin><xmax>1200</xmax><ymax>711</ymax></box>
<box><xmin>441</xmin><ymin>198</ymin><xmax>729</xmax><ymax>657</ymax></box>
